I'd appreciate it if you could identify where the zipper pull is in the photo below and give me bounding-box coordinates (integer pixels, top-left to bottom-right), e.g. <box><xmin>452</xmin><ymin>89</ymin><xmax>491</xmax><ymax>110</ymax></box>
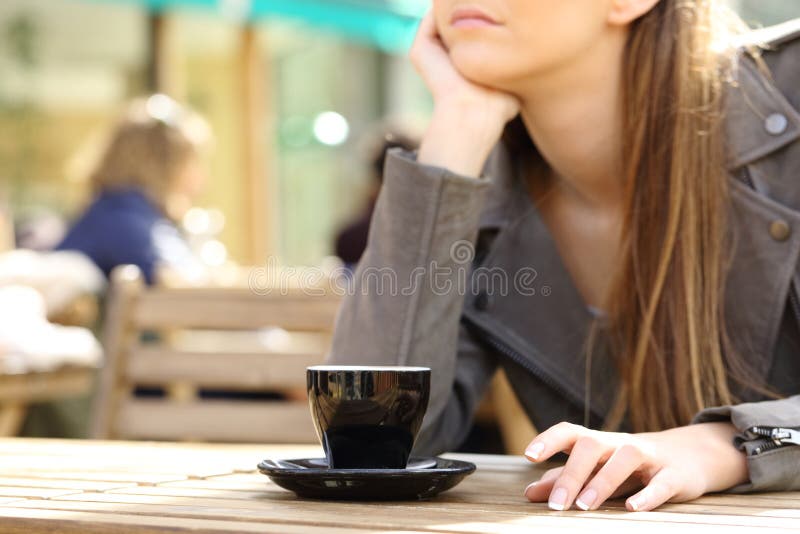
<box><xmin>768</xmin><ymin>427</ymin><xmax>800</xmax><ymax>446</ymax></box>
<box><xmin>746</xmin><ymin>426</ymin><xmax>800</xmax><ymax>454</ymax></box>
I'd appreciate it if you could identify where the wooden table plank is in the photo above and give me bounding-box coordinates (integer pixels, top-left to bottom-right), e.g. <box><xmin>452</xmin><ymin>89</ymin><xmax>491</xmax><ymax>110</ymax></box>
<box><xmin>56</xmin><ymin>491</ymin><xmax>297</xmax><ymax>509</ymax></box>
<box><xmin>107</xmin><ymin>485</ymin><xmax>280</xmax><ymax>501</ymax></box>
<box><xmin>53</xmin><ymin>489</ymin><xmax>800</xmax><ymax>521</ymax></box>
<box><xmin>7</xmin><ymin>499</ymin><xmax>791</xmax><ymax>533</ymax></box>
<box><xmin>0</xmin><ymin>486</ymin><xmax>82</xmax><ymax>499</ymax></box>
<box><xmin>0</xmin><ymin>456</ymin><xmax>235</xmax><ymax>479</ymax></box>
<box><xmin>0</xmin><ymin>470</ymin><xmax>187</xmax><ymax>485</ymax></box>
<box><xmin>0</xmin><ymin>507</ymin><xmax>391</xmax><ymax>534</ymax></box>
<box><xmin>0</xmin><ymin>477</ymin><xmax>136</xmax><ymax>492</ymax></box>
<box><xmin>0</xmin><ymin>439</ymin><xmax>320</xmax><ymax>474</ymax></box>
<box><xmin>160</xmin><ymin>477</ymin><xmax>277</xmax><ymax>492</ymax></box>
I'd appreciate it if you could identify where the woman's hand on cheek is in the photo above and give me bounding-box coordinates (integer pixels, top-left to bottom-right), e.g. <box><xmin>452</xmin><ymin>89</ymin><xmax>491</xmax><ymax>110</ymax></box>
<box><xmin>411</xmin><ymin>10</ymin><xmax>520</xmax><ymax>176</ymax></box>
<box><xmin>522</xmin><ymin>421</ymin><xmax>749</xmax><ymax>512</ymax></box>
<box><xmin>410</xmin><ymin>10</ymin><xmax>519</xmax><ymax>120</ymax></box>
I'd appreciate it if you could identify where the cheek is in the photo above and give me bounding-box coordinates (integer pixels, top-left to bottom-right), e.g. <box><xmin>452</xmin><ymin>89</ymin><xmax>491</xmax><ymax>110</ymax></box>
<box><xmin>189</xmin><ymin>170</ymin><xmax>207</xmax><ymax>194</ymax></box>
<box><xmin>177</xmin><ymin>161</ymin><xmax>207</xmax><ymax>196</ymax></box>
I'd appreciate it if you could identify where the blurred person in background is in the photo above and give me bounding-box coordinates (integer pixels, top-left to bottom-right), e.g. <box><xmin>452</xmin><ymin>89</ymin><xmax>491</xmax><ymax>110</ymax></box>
<box><xmin>56</xmin><ymin>94</ymin><xmax>212</xmax><ymax>285</ymax></box>
<box><xmin>334</xmin><ymin>130</ymin><xmax>417</xmax><ymax>268</ymax></box>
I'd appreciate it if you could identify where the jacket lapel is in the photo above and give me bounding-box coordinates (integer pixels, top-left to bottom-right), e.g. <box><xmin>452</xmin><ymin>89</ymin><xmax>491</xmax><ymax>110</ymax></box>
<box><xmin>463</xmin><ymin>201</ymin><xmax>620</xmax><ymax>421</ymax></box>
<box><xmin>724</xmin><ymin>53</ymin><xmax>800</xmax><ymax>170</ymax></box>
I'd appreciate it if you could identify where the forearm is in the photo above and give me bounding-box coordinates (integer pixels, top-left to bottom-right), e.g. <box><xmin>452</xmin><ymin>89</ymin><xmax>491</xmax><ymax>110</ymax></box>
<box><xmin>327</xmin><ymin>148</ymin><xmax>492</xmax><ymax>430</ymax></box>
<box><xmin>418</xmin><ymin>106</ymin><xmax>509</xmax><ymax>177</ymax></box>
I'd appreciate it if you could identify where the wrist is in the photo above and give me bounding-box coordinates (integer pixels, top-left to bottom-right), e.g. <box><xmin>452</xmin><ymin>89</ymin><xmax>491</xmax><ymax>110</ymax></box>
<box><xmin>431</xmin><ymin>104</ymin><xmax>507</xmax><ymax>144</ymax></box>
<box><xmin>672</xmin><ymin>423</ymin><xmax>749</xmax><ymax>492</ymax></box>
<box><xmin>418</xmin><ymin>108</ymin><xmax>502</xmax><ymax>177</ymax></box>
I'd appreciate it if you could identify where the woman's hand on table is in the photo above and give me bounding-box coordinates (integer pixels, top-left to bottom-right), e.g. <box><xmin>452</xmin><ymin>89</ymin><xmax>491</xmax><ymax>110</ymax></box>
<box><xmin>523</xmin><ymin>421</ymin><xmax>748</xmax><ymax>512</ymax></box>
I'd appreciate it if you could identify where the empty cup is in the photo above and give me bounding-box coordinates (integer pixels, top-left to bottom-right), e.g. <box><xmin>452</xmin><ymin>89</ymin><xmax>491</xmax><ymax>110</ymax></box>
<box><xmin>306</xmin><ymin>365</ymin><xmax>431</xmax><ymax>469</ymax></box>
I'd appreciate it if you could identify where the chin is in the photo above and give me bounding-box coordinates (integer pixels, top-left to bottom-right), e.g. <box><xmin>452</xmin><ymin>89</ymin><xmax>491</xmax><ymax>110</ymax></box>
<box><xmin>448</xmin><ymin>43</ymin><xmax>520</xmax><ymax>90</ymax></box>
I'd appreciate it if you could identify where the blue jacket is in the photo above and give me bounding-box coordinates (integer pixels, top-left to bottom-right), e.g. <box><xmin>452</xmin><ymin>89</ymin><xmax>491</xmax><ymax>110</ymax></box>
<box><xmin>57</xmin><ymin>189</ymin><xmax>193</xmax><ymax>284</ymax></box>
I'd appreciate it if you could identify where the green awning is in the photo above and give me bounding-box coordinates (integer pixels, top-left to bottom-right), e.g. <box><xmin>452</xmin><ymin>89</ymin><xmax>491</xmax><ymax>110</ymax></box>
<box><xmin>94</xmin><ymin>0</ymin><xmax>427</xmax><ymax>53</ymax></box>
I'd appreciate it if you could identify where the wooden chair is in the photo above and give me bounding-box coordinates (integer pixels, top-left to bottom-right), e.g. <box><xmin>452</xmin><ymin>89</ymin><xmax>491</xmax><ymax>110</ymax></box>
<box><xmin>91</xmin><ymin>265</ymin><xmax>342</xmax><ymax>443</ymax></box>
<box><xmin>489</xmin><ymin>370</ymin><xmax>538</xmax><ymax>454</ymax></box>
<box><xmin>470</xmin><ymin>370</ymin><xmax>539</xmax><ymax>455</ymax></box>
<box><xmin>0</xmin><ymin>366</ymin><xmax>96</xmax><ymax>436</ymax></box>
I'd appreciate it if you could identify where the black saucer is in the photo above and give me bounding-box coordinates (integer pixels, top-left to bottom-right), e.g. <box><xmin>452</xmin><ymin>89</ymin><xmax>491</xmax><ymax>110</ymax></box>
<box><xmin>257</xmin><ymin>456</ymin><xmax>476</xmax><ymax>501</ymax></box>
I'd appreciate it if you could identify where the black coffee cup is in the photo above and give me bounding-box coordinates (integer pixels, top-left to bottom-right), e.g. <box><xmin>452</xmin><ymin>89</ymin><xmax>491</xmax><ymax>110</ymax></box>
<box><xmin>306</xmin><ymin>365</ymin><xmax>431</xmax><ymax>469</ymax></box>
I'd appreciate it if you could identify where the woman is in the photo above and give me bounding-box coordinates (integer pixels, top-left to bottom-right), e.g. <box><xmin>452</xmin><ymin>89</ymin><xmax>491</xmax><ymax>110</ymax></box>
<box><xmin>329</xmin><ymin>0</ymin><xmax>800</xmax><ymax>513</ymax></box>
<box><xmin>57</xmin><ymin>94</ymin><xmax>212</xmax><ymax>284</ymax></box>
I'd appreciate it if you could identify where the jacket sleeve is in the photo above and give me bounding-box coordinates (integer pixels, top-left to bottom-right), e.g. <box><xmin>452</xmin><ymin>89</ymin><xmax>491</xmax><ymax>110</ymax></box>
<box><xmin>412</xmin><ymin>322</ymin><xmax>498</xmax><ymax>455</ymax></box>
<box><xmin>690</xmin><ymin>395</ymin><xmax>800</xmax><ymax>492</ymax></box>
<box><xmin>326</xmin><ymin>147</ymin><xmax>498</xmax><ymax>454</ymax></box>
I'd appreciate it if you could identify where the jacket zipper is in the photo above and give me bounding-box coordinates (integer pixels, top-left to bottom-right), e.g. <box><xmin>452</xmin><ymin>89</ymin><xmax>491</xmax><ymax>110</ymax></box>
<box><xmin>744</xmin><ymin>426</ymin><xmax>800</xmax><ymax>455</ymax></box>
<box><xmin>740</xmin><ymin>166</ymin><xmax>800</xmax><ymax>326</ymax></box>
<box><xmin>461</xmin><ymin>315</ymin><xmax>592</xmax><ymax>422</ymax></box>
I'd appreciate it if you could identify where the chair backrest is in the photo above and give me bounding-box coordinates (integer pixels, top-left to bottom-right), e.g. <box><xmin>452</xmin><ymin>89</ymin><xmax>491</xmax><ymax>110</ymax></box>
<box><xmin>91</xmin><ymin>265</ymin><xmax>342</xmax><ymax>443</ymax></box>
<box><xmin>488</xmin><ymin>370</ymin><xmax>538</xmax><ymax>454</ymax></box>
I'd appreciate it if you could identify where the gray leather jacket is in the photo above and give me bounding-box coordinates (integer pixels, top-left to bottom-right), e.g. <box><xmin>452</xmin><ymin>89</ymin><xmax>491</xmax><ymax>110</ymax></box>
<box><xmin>328</xmin><ymin>19</ymin><xmax>800</xmax><ymax>493</ymax></box>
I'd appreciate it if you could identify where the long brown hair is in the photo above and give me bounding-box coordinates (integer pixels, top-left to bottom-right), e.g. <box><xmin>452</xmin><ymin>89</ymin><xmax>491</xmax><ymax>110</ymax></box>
<box><xmin>505</xmin><ymin>0</ymin><xmax>782</xmax><ymax>432</ymax></box>
<box><xmin>90</xmin><ymin>94</ymin><xmax>211</xmax><ymax>218</ymax></box>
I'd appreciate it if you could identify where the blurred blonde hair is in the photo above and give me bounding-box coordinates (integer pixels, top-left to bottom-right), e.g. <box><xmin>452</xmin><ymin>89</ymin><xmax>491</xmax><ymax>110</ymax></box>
<box><xmin>89</xmin><ymin>94</ymin><xmax>211</xmax><ymax>216</ymax></box>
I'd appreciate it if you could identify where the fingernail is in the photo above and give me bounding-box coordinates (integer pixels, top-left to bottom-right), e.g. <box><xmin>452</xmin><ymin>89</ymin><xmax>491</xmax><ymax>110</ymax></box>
<box><xmin>628</xmin><ymin>493</ymin><xmax>646</xmax><ymax>512</ymax></box>
<box><xmin>575</xmin><ymin>488</ymin><xmax>597</xmax><ymax>511</ymax></box>
<box><xmin>523</xmin><ymin>481</ymin><xmax>537</xmax><ymax>497</ymax></box>
<box><xmin>525</xmin><ymin>442</ymin><xmax>545</xmax><ymax>461</ymax></box>
<box><xmin>548</xmin><ymin>487</ymin><xmax>568</xmax><ymax>511</ymax></box>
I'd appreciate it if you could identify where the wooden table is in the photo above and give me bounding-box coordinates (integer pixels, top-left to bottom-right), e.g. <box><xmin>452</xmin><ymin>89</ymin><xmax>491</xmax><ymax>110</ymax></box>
<box><xmin>0</xmin><ymin>438</ymin><xmax>798</xmax><ymax>533</ymax></box>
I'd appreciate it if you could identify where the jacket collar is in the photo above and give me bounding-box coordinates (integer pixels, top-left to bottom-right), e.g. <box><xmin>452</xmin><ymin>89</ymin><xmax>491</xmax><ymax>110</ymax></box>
<box><xmin>724</xmin><ymin>51</ymin><xmax>800</xmax><ymax>169</ymax></box>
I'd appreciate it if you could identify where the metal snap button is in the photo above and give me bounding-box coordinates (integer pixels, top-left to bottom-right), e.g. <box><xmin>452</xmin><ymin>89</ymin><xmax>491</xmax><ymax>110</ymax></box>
<box><xmin>765</xmin><ymin>113</ymin><xmax>788</xmax><ymax>136</ymax></box>
<box><xmin>769</xmin><ymin>219</ymin><xmax>791</xmax><ymax>242</ymax></box>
